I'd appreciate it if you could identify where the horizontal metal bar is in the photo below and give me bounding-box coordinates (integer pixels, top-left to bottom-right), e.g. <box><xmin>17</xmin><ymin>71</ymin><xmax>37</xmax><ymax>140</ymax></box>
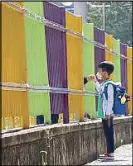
<box><xmin>1</xmin><ymin>82</ymin><xmax>98</xmax><ymax>96</ymax></box>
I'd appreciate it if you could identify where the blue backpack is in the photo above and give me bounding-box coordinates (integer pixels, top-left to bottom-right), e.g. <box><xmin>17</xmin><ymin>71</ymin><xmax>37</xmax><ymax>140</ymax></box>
<box><xmin>103</xmin><ymin>81</ymin><xmax>128</xmax><ymax>116</ymax></box>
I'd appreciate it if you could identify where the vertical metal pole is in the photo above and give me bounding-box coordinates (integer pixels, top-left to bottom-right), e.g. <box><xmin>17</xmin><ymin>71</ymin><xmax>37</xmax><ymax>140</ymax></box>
<box><xmin>74</xmin><ymin>2</ymin><xmax>87</xmax><ymax>22</ymax></box>
<box><xmin>103</xmin><ymin>2</ymin><xmax>106</xmax><ymax>30</ymax></box>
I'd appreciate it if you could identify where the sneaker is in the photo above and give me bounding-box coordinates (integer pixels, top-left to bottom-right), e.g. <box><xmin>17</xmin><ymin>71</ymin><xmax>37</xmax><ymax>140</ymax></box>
<box><xmin>99</xmin><ymin>153</ymin><xmax>114</xmax><ymax>160</ymax></box>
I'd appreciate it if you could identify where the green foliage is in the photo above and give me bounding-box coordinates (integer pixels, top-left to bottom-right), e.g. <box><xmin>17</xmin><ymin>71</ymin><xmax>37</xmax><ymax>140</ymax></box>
<box><xmin>87</xmin><ymin>2</ymin><xmax>132</xmax><ymax>46</ymax></box>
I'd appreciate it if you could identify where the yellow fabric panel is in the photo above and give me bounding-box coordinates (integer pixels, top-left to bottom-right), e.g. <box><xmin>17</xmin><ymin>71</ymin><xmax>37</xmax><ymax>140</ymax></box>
<box><xmin>10</xmin><ymin>2</ymin><xmax>24</xmax><ymax>6</ymax></box>
<box><xmin>2</xmin><ymin>3</ymin><xmax>27</xmax><ymax>83</ymax></box>
<box><xmin>15</xmin><ymin>2</ymin><xmax>24</xmax><ymax>6</ymax></box>
<box><xmin>105</xmin><ymin>33</ymin><xmax>114</xmax><ymax>80</ymax></box>
<box><xmin>66</xmin><ymin>12</ymin><xmax>84</xmax><ymax>121</ymax></box>
<box><xmin>127</xmin><ymin>47</ymin><xmax>132</xmax><ymax>114</ymax></box>
<box><xmin>69</xmin><ymin>94</ymin><xmax>84</xmax><ymax>121</ymax></box>
<box><xmin>66</xmin><ymin>12</ymin><xmax>83</xmax><ymax>90</ymax></box>
<box><xmin>2</xmin><ymin>89</ymin><xmax>29</xmax><ymax>128</ymax></box>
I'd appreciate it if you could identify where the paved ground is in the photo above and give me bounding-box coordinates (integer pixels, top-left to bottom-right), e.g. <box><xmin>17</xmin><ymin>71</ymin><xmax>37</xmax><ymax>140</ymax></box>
<box><xmin>86</xmin><ymin>144</ymin><xmax>132</xmax><ymax>165</ymax></box>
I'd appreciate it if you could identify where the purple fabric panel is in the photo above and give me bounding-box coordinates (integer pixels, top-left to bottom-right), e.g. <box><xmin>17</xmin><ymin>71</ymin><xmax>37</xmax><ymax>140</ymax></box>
<box><xmin>94</xmin><ymin>27</ymin><xmax>105</xmax><ymax>73</ymax></box>
<box><xmin>120</xmin><ymin>43</ymin><xmax>127</xmax><ymax>89</ymax></box>
<box><xmin>94</xmin><ymin>27</ymin><xmax>105</xmax><ymax>111</ymax></box>
<box><xmin>120</xmin><ymin>43</ymin><xmax>128</xmax><ymax>115</ymax></box>
<box><xmin>44</xmin><ymin>2</ymin><xmax>67</xmax><ymax>88</ymax></box>
<box><xmin>43</xmin><ymin>2</ymin><xmax>69</xmax><ymax>122</ymax></box>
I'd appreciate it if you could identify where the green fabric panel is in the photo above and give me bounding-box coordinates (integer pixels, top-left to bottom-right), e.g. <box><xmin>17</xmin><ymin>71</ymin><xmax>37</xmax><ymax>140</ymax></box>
<box><xmin>113</xmin><ymin>38</ymin><xmax>121</xmax><ymax>82</ymax></box>
<box><xmin>24</xmin><ymin>2</ymin><xmax>48</xmax><ymax>85</ymax></box>
<box><xmin>83</xmin><ymin>23</ymin><xmax>96</xmax><ymax>119</ymax></box>
<box><xmin>24</xmin><ymin>2</ymin><xmax>51</xmax><ymax>123</ymax></box>
<box><xmin>28</xmin><ymin>91</ymin><xmax>51</xmax><ymax>123</ymax></box>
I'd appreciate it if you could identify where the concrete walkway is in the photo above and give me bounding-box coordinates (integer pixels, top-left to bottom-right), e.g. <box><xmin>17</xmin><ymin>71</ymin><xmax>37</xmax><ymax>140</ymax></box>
<box><xmin>86</xmin><ymin>144</ymin><xmax>132</xmax><ymax>165</ymax></box>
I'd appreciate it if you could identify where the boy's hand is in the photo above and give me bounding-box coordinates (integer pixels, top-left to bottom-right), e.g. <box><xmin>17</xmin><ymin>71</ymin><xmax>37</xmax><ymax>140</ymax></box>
<box><xmin>87</xmin><ymin>74</ymin><xmax>97</xmax><ymax>82</ymax></box>
<box><xmin>105</xmin><ymin>115</ymin><xmax>111</xmax><ymax>120</ymax></box>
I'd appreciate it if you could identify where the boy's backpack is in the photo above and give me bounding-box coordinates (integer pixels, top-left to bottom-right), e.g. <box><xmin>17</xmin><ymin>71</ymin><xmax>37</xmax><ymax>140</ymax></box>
<box><xmin>103</xmin><ymin>81</ymin><xmax>129</xmax><ymax>116</ymax></box>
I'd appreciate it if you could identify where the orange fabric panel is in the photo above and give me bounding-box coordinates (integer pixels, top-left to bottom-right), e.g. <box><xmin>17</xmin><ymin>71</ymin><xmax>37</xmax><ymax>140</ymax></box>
<box><xmin>66</xmin><ymin>12</ymin><xmax>84</xmax><ymax>90</ymax></box>
<box><xmin>1</xmin><ymin>3</ymin><xmax>29</xmax><ymax>129</ymax></box>
<box><xmin>2</xmin><ymin>89</ymin><xmax>29</xmax><ymax>128</ymax></box>
<box><xmin>105</xmin><ymin>33</ymin><xmax>114</xmax><ymax>80</ymax></box>
<box><xmin>127</xmin><ymin>47</ymin><xmax>132</xmax><ymax>114</ymax></box>
<box><xmin>68</xmin><ymin>94</ymin><xmax>84</xmax><ymax>120</ymax></box>
<box><xmin>66</xmin><ymin>12</ymin><xmax>84</xmax><ymax>121</ymax></box>
<box><xmin>2</xmin><ymin>3</ymin><xmax>27</xmax><ymax>83</ymax></box>
<box><xmin>11</xmin><ymin>2</ymin><xmax>24</xmax><ymax>6</ymax></box>
<box><xmin>15</xmin><ymin>2</ymin><xmax>24</xmax><ymax>5</ymax></box>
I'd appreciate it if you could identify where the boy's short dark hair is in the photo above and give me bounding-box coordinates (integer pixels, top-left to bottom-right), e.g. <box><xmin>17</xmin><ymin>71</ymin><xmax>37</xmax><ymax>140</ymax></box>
<box><xmin>98</xmin><ymin>61</ymin><xmax>114</xmax><ymax>75</ymax></box>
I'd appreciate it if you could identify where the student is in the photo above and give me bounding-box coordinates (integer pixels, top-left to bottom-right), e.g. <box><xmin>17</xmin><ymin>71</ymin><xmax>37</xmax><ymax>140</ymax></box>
<box><xmin>85</xmin><ymin>61</ymin><xmax>115</xmax><ymax>160</ymax></box>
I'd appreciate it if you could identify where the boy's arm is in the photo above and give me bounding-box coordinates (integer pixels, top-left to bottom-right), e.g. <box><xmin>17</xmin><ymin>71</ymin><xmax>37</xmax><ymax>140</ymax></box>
<box><xmin>94</xmin><ymin>80</ymin><xmax>100</xmax><ymax>92</ymax></box>
<box><xmin>105</xmin><ymin>84</ymin><xmax>114</xmax><ymax>116</ymax></box>
<box><xmin>84</xmin><ymin>76</ymin><xmax>100</xmax><ymax>92</ymax></box>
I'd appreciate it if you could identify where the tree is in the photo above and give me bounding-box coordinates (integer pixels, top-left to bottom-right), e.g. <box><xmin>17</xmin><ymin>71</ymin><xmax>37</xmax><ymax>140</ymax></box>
<box><xmin>87</xmin><ymin>2</ymin><xmax>132</xmax><ymax>46</ymax></box>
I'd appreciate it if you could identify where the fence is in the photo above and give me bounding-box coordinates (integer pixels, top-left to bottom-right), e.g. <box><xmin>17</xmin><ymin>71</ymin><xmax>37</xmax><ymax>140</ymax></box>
<box><xmin>1</xmin><ymin>1</ymin><xmax>132</xmax><ymax>132</ymax></box>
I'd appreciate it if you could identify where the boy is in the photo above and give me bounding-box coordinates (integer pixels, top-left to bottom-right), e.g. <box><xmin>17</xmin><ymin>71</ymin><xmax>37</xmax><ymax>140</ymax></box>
<box><xmin>85</xmin><ymin>61</ymin><xmax>115</xmax><ymax>160</ymax></box>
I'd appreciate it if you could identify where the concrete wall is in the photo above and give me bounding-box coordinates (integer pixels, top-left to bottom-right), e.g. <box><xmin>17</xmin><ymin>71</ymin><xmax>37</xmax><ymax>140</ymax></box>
<box><xmin>2</xmin><ymin>116</ymin><xmax>132</xmax><ymax>165</ymax></box>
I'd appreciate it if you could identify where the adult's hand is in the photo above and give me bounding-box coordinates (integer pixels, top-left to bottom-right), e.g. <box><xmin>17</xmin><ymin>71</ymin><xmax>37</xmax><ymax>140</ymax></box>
<box><xmin>105</xmin><ymin>115</ymin><xmax>111</xmax><ymax>120</ymax></box>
